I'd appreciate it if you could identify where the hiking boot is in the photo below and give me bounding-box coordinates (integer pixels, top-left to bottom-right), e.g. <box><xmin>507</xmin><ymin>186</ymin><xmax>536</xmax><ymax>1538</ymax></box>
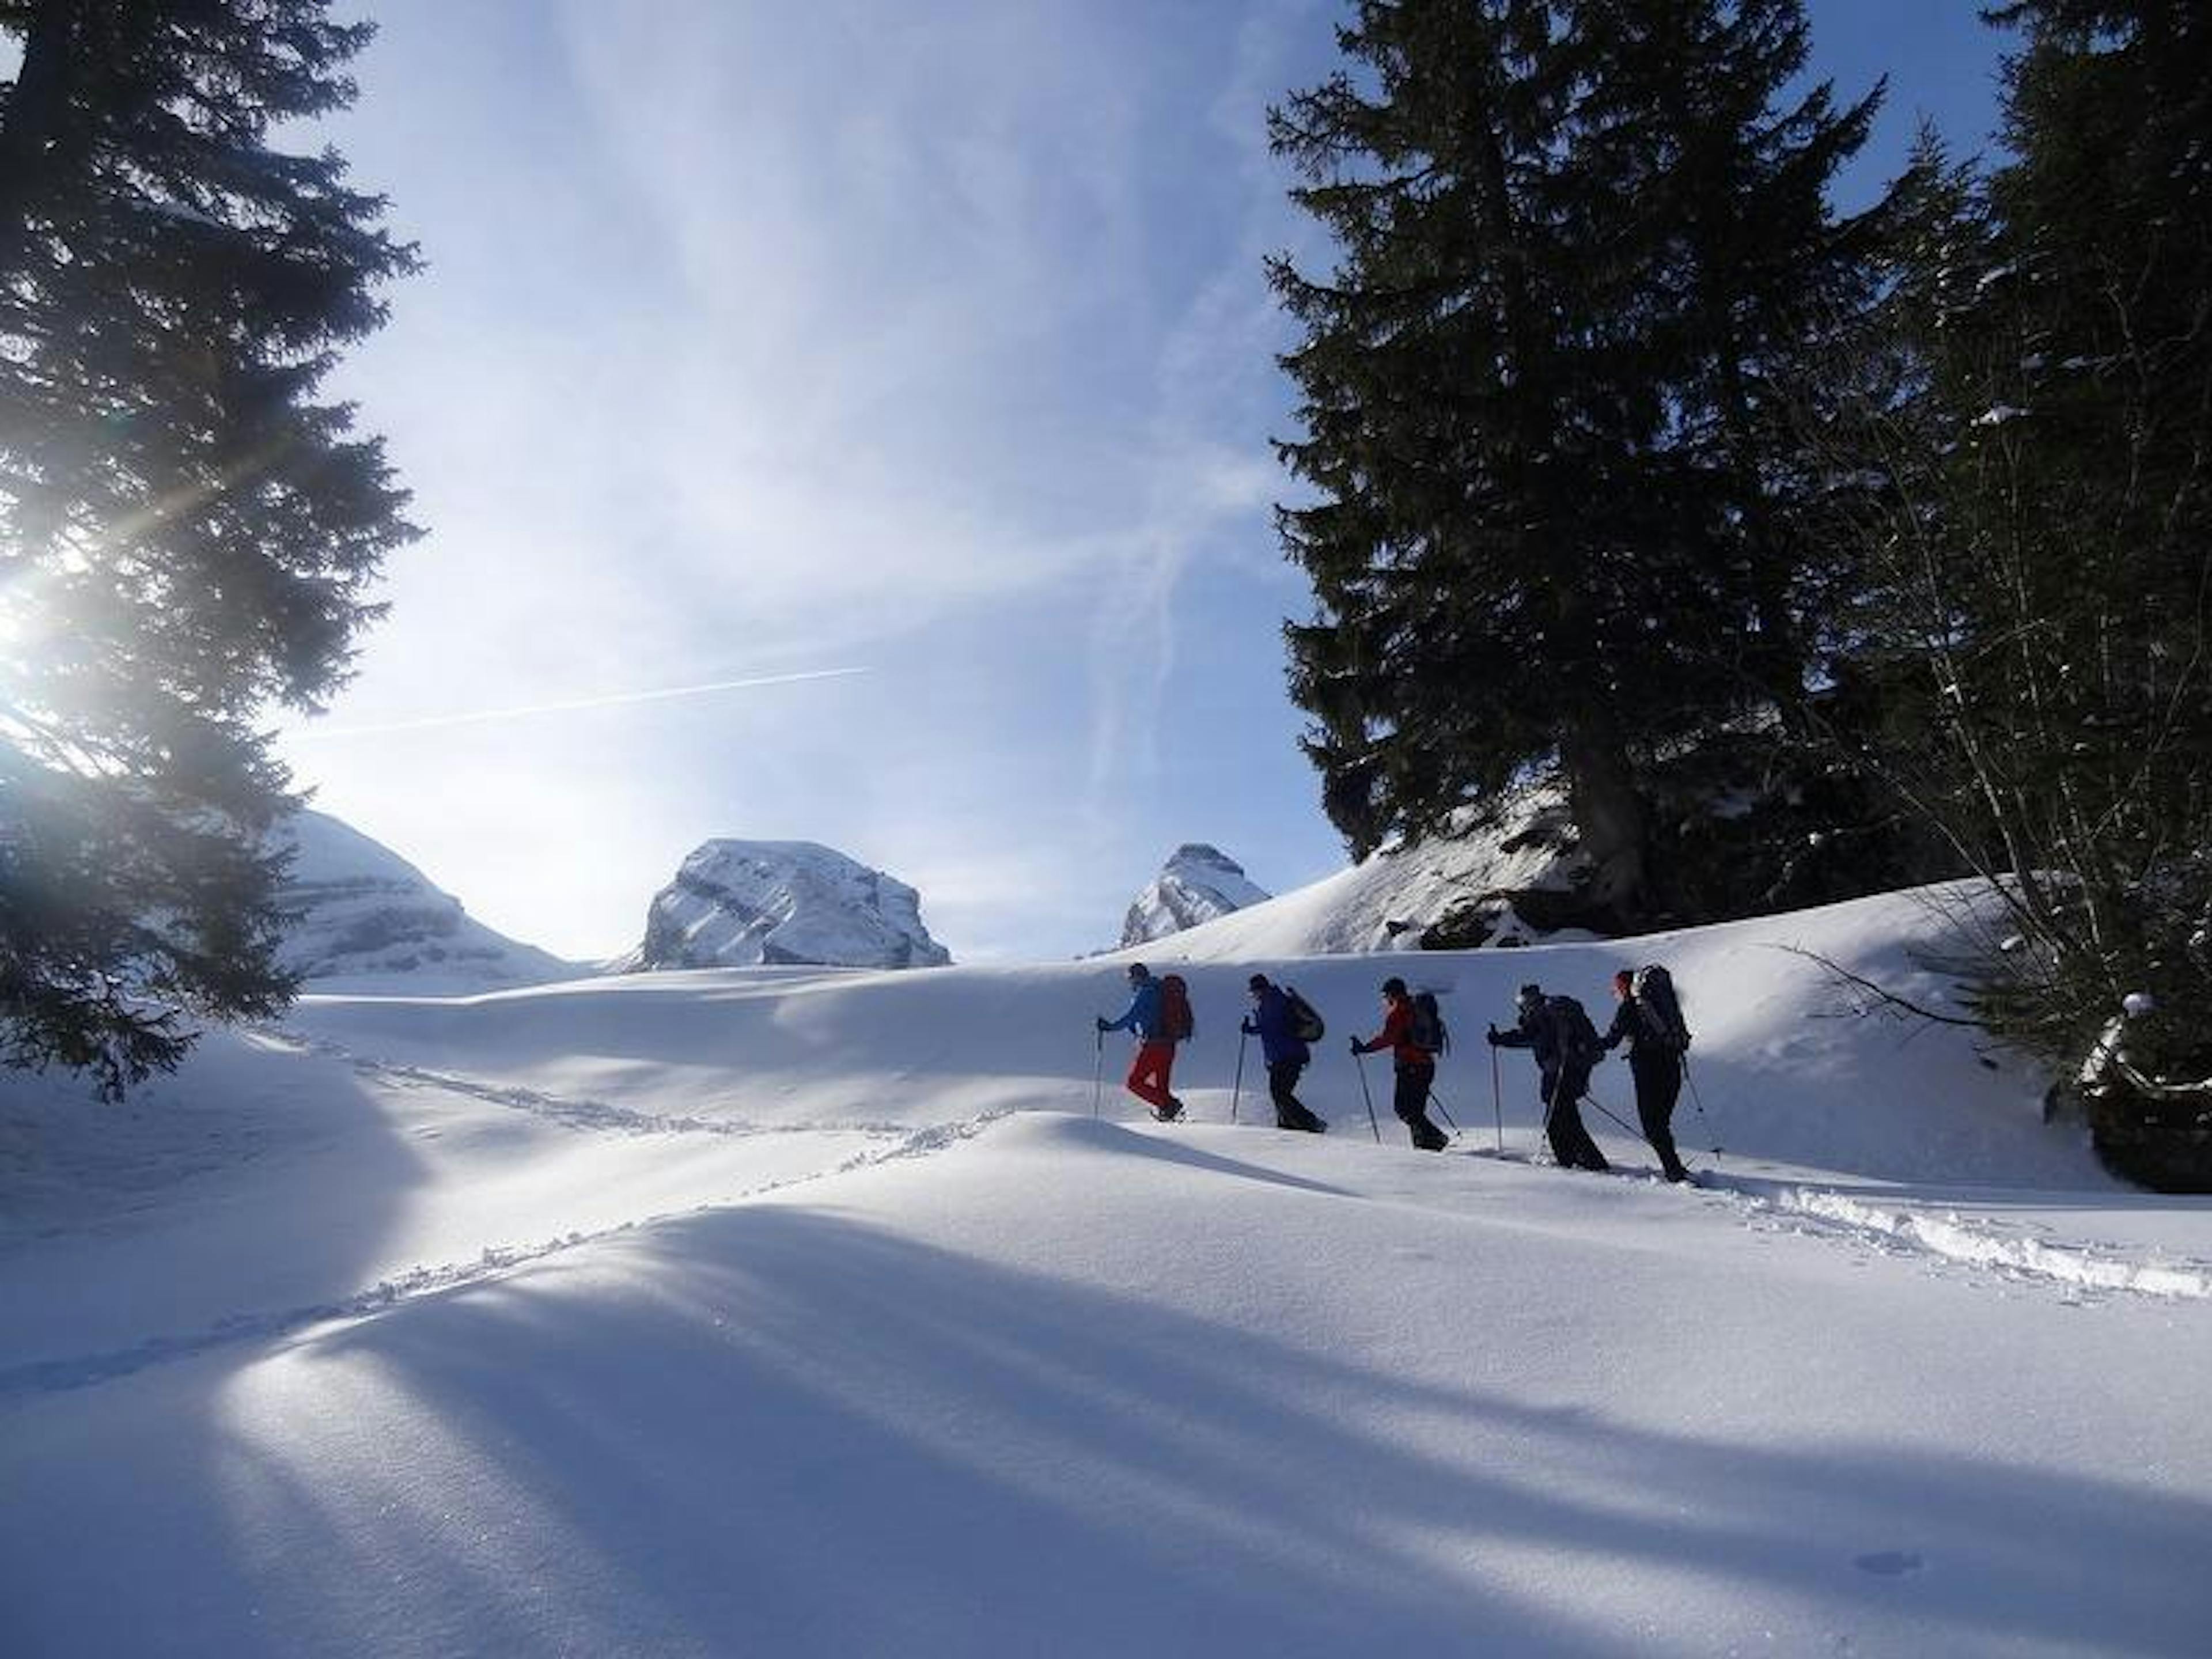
<box><xmin>1151</xmin><ymin>1098</ymin><xmax>1185</xmax><ymax>1123</ymax></box>
<box><xmin>1664</xmin><ymin>1166</ymin><xmax>1695</xmax><ymax>1184</ymax></box>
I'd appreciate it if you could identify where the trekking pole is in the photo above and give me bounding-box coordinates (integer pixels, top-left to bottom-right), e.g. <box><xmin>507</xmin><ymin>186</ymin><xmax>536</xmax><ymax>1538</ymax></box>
<box><xmin>1352</xmin><ymin>1050</ymin><xmax>1382</xmax><ymax>1142</ymax></box>
<box><xmin>1488</xmin><ymin>1044</ymin><xmax>1505</xmax><ymax>1153</ymax></box>
<box><xmin>1536</xmin><ymin>1070</ymin><xmax>1562</xmax><ymax>1165</ymax></box>
<box><xmin>1231</xmin><ymin>1028</ymin><xmax>1248</xmax><ymax>1124</ymax></box>
<box><xmin>1092</xmin><ymin>1028</ymin><xmax>1105</xmax><ymax>1118</ymax></box>
<box><xmin>1427</xmin><ymin>1087</ymin><xmax>1461</xmax><ymax>1136</ymax></box>
<box><xmin>1581</xmin><ymin>1088</ymin><xmax>1652</xmax><ymax>1148</ymax></box>
<box><xmin>1683</xmin><ymin>1056</ymin><xmax>1723</xmax><ymax>1162</ymax></box>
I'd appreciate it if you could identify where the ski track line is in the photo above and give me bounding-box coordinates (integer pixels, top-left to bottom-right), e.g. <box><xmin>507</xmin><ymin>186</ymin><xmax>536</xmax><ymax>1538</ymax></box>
<box><xmin>268</xmin><ymin>1027</ymin><xmax>913</xmax><ymax>1141</ymax></box>
<box><xmin>0</xmin><ymin>1110</ymin><xmax>1012</xmax><ymax>1403</ymax></box>
<box><xmin>1461</xmin><ymin>1145</ymin><xmax>2210</xmax><ymax>1303</ymax></box>
<box><xmin>1718</xmin><ymin>1176</ymin><xmax>2212</xmax><ymax>1302</ymax></box>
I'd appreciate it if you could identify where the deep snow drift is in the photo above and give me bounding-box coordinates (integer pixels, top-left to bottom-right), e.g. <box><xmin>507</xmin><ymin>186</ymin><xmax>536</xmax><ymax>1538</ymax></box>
<box><xmin>1</xmin><ymin>887</ymin><xmax>2206</xmax><ymax>1657</ymax></box>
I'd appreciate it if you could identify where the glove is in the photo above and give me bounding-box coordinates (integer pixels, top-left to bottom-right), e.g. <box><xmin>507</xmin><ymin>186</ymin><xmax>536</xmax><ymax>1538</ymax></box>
<box><xmin>1095</xmin><ymin>1017</ymin><xmax>1109</xmax><ymax>1033</ymax></box>
<box><xmin>1486</xmin><ymin>1024</ymin><xmax>1501</xmax><ymax>1046</ymax></box>
<box><xmin>1240</xmin><ymin>1018</ymin><xmax>1255</xmax><ymax>1036</ymax></box>
<box><xmin>1348</xmin><ymin>1037</ymin><xmax>1363</xmax><ymax>1056</ymax></box>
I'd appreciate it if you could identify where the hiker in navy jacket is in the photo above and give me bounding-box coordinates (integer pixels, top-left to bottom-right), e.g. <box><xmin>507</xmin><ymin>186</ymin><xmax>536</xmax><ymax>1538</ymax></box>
<box><xmin>1242</xmin><ymin>974</ymin><xmax>1326</xmax><ymax>1133</ymax></box>
<box><xmin>1097</xmin><ymin>962</ymin><xmax>1184</xmax><ymax>1121</ymax></box>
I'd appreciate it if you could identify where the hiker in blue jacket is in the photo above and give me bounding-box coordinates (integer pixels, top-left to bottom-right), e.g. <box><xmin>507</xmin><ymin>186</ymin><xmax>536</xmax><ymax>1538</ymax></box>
<box><xmin>1241</xmin><ymin>974</ymin><xmax>1326</xmax><ymax>1133</ymax></box>
<box><xmin>1097</xmin><ymin>962</ymin><xmax>1184</xmax><ymax>1121</ymax></box>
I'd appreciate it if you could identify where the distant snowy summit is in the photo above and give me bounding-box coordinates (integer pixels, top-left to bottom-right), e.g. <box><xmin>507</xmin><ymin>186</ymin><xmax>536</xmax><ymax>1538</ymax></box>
<box><xmin>1120</xmin><ymin>844</ymin><xmax>1271</xmax><ymax>947</ymax></box>
<box><xmin>273</xmin><ymin>810</ymin><xmax>576</xmax><ymax>991</ymax></box>
<box><xmin>618</xmin><ymin>840</ymin><xmax>952</xmax><ymax>972</ymax></box>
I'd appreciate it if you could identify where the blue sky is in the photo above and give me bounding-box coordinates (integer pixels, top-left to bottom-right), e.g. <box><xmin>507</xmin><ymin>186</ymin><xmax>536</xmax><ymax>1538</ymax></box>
<box><xmin>275</xmin><ymin>1</ymin><xmax>2010</xmax><ymax>964</ymax></box>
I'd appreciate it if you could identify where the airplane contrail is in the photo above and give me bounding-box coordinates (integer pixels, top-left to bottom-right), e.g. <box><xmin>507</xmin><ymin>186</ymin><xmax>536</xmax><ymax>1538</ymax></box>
<box><xmin>289</xmin><ymin>666</ymin><xmax>872</xmax><ymax>740</ymax></box>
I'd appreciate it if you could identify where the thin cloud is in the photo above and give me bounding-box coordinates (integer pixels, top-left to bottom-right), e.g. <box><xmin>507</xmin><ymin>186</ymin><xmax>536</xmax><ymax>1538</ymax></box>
<box><xmin>291</xmin><ymin>667</ymin><xmax>872</xmax><ymax>741</ymax></box>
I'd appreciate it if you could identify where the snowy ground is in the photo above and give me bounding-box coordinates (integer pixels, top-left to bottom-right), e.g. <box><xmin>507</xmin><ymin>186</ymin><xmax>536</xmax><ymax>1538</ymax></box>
<box><xmin>2</xmin><ymin>890</ymin><xmax>2206</xmax><ymax>1656</ymax></box>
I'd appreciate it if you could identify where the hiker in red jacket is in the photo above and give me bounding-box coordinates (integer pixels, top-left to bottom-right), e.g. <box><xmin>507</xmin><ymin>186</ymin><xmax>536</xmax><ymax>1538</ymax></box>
<box><xmin>1350</xmin><ymin>976</ymin><xmax>1449</xmax><ymax>1151</ymax></box>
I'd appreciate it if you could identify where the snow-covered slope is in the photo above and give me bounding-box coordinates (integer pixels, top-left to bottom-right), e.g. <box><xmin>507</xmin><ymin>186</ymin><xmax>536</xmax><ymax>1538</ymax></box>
<box><xmin>1118</xmin><ymin>843</ymin><xmax>1270</xmax><ymax>946</ymax></box>
<box><xmin>272</xmin><ymin>809</ymin><xmax>575</xmax><ymax>991</ymax></box>
<box><xmin>617</xmin><ymin>839</ymin><xmax>951</xmax><ymax>971</ymax></box>
<box><xmin>2</xmin><ymin>887</ymin><xmax>2206</xmax><ymax>1657</ymax></box>
<box><xmin>278</xmin><ymin>885</ymin><xmax>2103</xmax><ymax>1188</ymax></box>
<box><xmin>1161</xmin><ymin>782</ymin><xmax>1591</xmax><ymax>956</ymax></box>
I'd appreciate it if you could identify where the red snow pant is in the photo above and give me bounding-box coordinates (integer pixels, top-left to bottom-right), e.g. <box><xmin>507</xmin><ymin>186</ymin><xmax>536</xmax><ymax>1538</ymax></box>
<box><xmin>1125</xmin><ymin>1040</ymin><xmax>1179</xmax><ymax>1110</ymax></box>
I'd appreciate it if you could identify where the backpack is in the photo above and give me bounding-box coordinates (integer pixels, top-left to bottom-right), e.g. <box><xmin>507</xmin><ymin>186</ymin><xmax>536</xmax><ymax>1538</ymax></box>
<box><xmin>1158</xmin><ymin>973</ymin><xmax>1195</xmax><ymax>1042</ymax></box>
<box><xmin>1630</xmin><ymin>963</ymin><xmax>1690</xmax><ymax>1051</ymax></box>
<box><xmin>1546</xmin><ymin>994</ymin><xmax>1603</xmax><ymax>1068</ymax></box>
<box><xmin>1286</xmin><ymin>987</ymin><xmax>1326</xmax><ymax>1044</ymax></box>
<box><xmin>1410</xmin><ymin>990</ymin><xmax>1449</xmax><ymax>1055</ymax></box>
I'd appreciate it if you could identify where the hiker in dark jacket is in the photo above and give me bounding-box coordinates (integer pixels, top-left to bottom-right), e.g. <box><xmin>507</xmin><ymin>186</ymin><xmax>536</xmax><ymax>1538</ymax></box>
<box><xmin>1604</xmin><ymin>969</ymin><xmax>1691</xmax><ymax>1182</ymax></box>
<box><xmin>1242</xmin><ymin>974</ymin><xmax>1326</xmax><ymax>1133</ymax></box>
<box><xmin>1350</xmin><ymin>976</ymin><xmax>1449</xmax><ymax>1152</ymax></box>
<box><xmin>1488</xmin><ymin>982</ymin><xmax>1609</xmax><ymax>1171</ymax></box>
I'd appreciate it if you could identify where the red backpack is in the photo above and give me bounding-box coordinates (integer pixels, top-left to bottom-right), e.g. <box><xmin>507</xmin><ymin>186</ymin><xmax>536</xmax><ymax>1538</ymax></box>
<box><xmin>1158</xmin><ymin>974</ymin><xmax>1195</xmax><ymax>1042</ymax></box>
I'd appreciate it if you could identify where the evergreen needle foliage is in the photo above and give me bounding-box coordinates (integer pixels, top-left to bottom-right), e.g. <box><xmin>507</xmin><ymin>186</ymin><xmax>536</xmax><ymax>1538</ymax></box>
<box><xmin>1821</xmin><ymin>0</ymin><xmax>2212</xmax><ymax>1184</ymax></box>
<box><xmin>0</xmin><ymin>0</ymin><xmax>419</xmax><ymax>1097</ymax></box>
<box><xmin>1268</xmin><ymin>0</ymin><xmax>1891</xmax><ymax>923</ymax></box>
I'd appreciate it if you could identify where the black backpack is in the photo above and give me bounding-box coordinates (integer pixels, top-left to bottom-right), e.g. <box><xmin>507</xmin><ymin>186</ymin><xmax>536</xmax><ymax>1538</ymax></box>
<box><xmin>1410</xmin><ymin>990</ymin><xmax>1449</xmax><ymax>1055</ymax></box>
<box><xmin>1546</xmin><ymin>994</ymin><xmax>1603</xmax><ymax>1068</ymax></box>
<box><xmin>1286</xmin><ymin>987</ymin><xmax>1326</xmax><ymax>1043</ymax></box>
<box><xmin>1630</xmin><ymin>963</ymin><xmax>1690</xmax><ymax>1051</ymax></box>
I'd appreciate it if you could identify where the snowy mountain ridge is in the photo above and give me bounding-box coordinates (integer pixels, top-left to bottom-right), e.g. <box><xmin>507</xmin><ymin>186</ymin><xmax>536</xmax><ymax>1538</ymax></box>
<box><xmin>271</xmin><ymin>809</ymin><xmax>575</xmax><ymax>991</ymax></box>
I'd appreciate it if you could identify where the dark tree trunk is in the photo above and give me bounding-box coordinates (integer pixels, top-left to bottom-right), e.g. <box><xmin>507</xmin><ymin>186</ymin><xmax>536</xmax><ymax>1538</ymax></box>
<box><xmin>1561</xmin><ymin>725</ymin><xmax>1647</xmax><ymax>924</ymax></box>
<box><xmin>0</xmin><ymin>0</ymin><xmax>81</xmax><ymax>268</ymax></box>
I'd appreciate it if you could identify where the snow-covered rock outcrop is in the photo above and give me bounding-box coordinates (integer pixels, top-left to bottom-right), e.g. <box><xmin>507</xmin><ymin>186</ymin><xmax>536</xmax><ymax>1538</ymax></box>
<box><xmin>1121</xmin><ymin>783</ymin><xmax>1593</xmax><ymax>961</ymax></box>
<box><xmin>273</xmin><ymin>810</ymin><xmax>576</xmax><ymax>991</ymax></box>
<box><xmin>1119</xmin><ymin>844</ymin><xmax>1271</xmax><ymax>947</ymax></box>
<box><xmin>619</xmin><ymin>840</ymin><xmax>951</xmax><ymax>971</ymax></box>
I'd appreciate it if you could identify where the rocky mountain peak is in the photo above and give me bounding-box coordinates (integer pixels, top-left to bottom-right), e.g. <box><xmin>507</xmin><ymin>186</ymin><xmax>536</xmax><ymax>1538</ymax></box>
<box><xmin>619</xmin><ymin>840</ymin><xmax>951</xmax><ymax>972</ymax></box>
<box><xmin>1119</xmin><ymin>844</ymin><xmax>1269</xmax><ymax>948</ymax></box>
